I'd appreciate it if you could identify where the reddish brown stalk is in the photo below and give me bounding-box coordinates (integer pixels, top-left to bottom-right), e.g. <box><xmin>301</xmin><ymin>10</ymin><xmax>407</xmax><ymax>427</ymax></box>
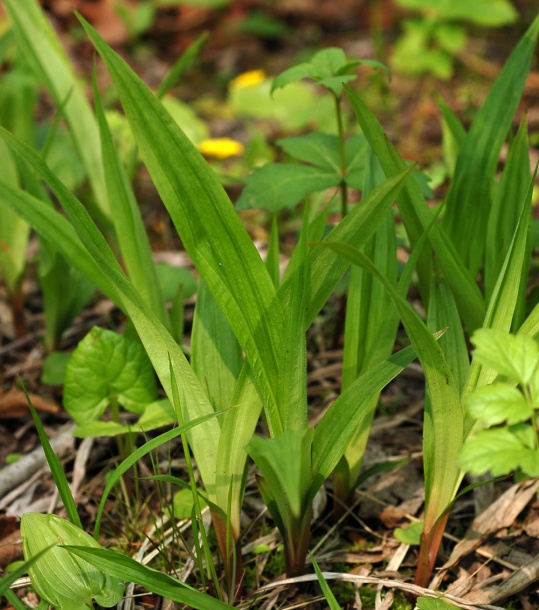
<box><xmin>283</xmin><ymin>505</ymin><xmax>313</xmax><ymax>578</ymax></box>
<box><xmin>211</xmin><ymin>510</ymin><xmax>243</xmax><ymax>603</ymax></box>
<box><xmin>414</xmin><ymin>512</ymin><xmax>450</xmax><ymax>588</ymax></box>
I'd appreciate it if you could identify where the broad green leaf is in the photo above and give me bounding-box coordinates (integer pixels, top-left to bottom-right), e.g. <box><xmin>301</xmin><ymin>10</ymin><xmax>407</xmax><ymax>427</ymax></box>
<box><xmin>0</xmin><ymin>138</ymin><xmax>28</xmax><ymax>294</ymax></box>
<box><xmin>93</xmin><ymin>73</ymin><xmax>169</xmax><ymax>329</ymax></box>
<box><xmin>442</xmin><ymin>15</ymin><xmax>539</xmax><ymax>276</ymax></box>
<box><xmin>63</xmin><ymin>546</ymin><xmax>233</xmax><ymax>610</ymax></box>
<box><xmin>280</xmin><ymin>207</ymin><xmax>308</xmax><ymax>432</ymax></box>
<box><xmin>271</xmin><ymin>63</ymin><xmax>318</xmax><ymax>94</ymax></box>
<box><xmin>335</xmin><ymin>150</ymin><xmax>398</xmax><ymax>500</ymax></box>
<box><xmin>427</xmin><ymin>270</ymin><xmax>469</xmax><ymax>395</ymax></box>
<box><xmin>0</xmin><ymin>94</ymin><xmax>221</xmax><ymax>508</ymax></box>
<box><xmin>277</xmin><ymin>132</ymin><xmax>341</xmax><ymax>170</ymax></box>
<box><xmin>247</xmin><ymin>429</ymin><xmax>313</xmax><ymax>523</ymax></box>
<box><xmin>22</xmin><ymin>514</ymin><xmax>124</xmax><ymax>610</ymax></box>
<box><xmin>0</xmin><ymin>177</ymin><xmax>121</xmax><ymax>310</ymax></box>
<box><xmin>3</xmin><ymin>0</ymin><xmax>108</xmax><ymax>215</ymax></box>
<box><xmin>459</xmin><ymin>427</ymin><xmax>539</xmax><ymax>477</ymax></box>
<box><xmin>236</xmin><ymin>163</ymin><xmax>340</xmax><ymax>211</ymax></box>
<box><xmin>345</xmin><ymin>85</ymin><xmax>485</xmax><ymax>331</ymax></box>
<box><xmin>394</xmin><ymin>521</ymin><xmax>423</xmax><ymax>545</ymax></box>
<box><xmin>80</xmin><ymin>16</ymin><xmax>287</xmax><ymax>435</ymax></box>
<box><xmin>470</xmin><ymin>329</ymin><xmax>539</xmax><ymax>386</ymax></box>
<box><xmin>192</xmin><ymin>280</ymin><xmax>243</xmax><ymax>412</ymax></box>
<box><xmin>74</xmin><ymin>400</ymin><xmax>176</xmax><ymax>437</ymax></box>
<box><xmin>214</xmin><ymin>363</ymin><xmax>263</xmax><ymax>538</ymax></box>
<box><xmin>465</xmin><ymin>383</ymin><xmax>532</xmax><ymax>426</ymax></box>
<box><xmin>64</xmin><ymin>327</ymin><xmax>158</xmax><ymax>425</ymax></box>
<box><xmin>466</xmin><ymin>173</ymin><xmax>535</xmax><ymax>396</ymax></box>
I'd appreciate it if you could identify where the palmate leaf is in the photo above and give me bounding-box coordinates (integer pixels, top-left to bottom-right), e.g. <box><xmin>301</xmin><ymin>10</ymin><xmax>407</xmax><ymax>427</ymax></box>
<box><xmin>471</xmin><ymin>329</ymin><xmax>539</xmax><ymax>386</ymax></box>
<box><xmin>236</xmin><ymin>163</ymin><xmax>340</xmax><ymax>211</ymax></box>
<box><xmin>459</xmin><ymin>427</ymin><xmax>539</xmax><ymax>477</ymax></box>
<box><xmin>465</xmin><ymin>383</ymin><xmax>532</xmax><ymax>426</ymax></box>
<box><xmin>78</xmin><ymin>14</ymin><xmax>287</xmax><ymax>436</ymax></box>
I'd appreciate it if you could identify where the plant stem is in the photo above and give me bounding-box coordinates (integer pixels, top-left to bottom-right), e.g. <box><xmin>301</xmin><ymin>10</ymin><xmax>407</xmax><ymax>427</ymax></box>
<box><xmin>334</xmin><ymin>92</ymin><xmax>348</xmax><ymax>218</ymax></box>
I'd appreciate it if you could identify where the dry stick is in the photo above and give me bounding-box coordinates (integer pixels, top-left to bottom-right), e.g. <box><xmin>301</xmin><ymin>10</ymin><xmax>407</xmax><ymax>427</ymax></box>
<box><xmin>464</xmin><ymin>554</ymin><xmax>539</xmax><ymax>606</ymax></box>
<box><xmin>0</xmin><ymin>423</ymin><xmax>75</xmax><ymax>503</ymax></box>
<box><xmin>255</xmin><ymin>573</ymin><xmax>507</xmax><ymax>610</ymax></box>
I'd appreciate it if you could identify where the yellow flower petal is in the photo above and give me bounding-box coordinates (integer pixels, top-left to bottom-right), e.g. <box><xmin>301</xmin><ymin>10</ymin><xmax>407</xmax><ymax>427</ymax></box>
<box><xmin>199</xmin><ymin>138</ymin><xmax>244</xmax><ymax>159</ymax></box>
<box><xmin>228</xmin><ymin>69</ymin><xmax>266</xmax><ymax>91</ymax></box>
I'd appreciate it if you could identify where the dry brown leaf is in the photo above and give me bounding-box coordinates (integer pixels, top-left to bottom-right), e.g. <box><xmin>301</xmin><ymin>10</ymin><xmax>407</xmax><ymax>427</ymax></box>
<box><xmin>0</xmin><ymin>387</ymin><xmax>59</xmax><ymax>418</ymax></box>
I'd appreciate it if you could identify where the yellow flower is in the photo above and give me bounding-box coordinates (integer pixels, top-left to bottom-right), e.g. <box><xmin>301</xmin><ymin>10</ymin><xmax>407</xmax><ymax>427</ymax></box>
<box><xmin>199</xmin><ymin>138</ymin><xmax>244</xmax><ymax>159</ymax></box>
<box><xmin>228</xmin><ymin>69</ymin><xmax>266</xmax><ymax>91</ymax></box>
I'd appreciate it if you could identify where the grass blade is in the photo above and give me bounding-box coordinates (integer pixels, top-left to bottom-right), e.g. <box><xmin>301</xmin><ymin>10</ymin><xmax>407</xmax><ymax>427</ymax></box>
<box><xmin>21</xmin><ymin>382</ymin><xmax>82</xmax><ymax>529</ymax></box>
<box><xmin>62</xmin><ymin>546</ymin><xmax>234</xmax><ymax>609</ymax></box>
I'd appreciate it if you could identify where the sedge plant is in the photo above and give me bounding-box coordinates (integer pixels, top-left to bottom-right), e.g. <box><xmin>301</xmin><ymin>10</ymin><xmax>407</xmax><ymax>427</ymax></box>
<box><xmin>341</xmin><ymin>13</ymin><xmax>539</xmax><ymax>586</ymax></box>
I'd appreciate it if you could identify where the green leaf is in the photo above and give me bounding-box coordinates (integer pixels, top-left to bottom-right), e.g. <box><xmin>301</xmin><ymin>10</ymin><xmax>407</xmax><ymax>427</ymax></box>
<box><xmin>64</xmin><ymin>327</ymin><xmax>158</xmax><ymax>425</ymax></box>
<box><xmin>247</xmin><ymin>429</ymin><xmax>313</xmax><ymax>523</ymax></box>
<box><xmin>3</xmin><ymin>0</ymin><xmax>108</xmax><ymax>215</ymax></box>
<box><xmin>41</xmin><ymin>351</ymin><xmax>71</xmax><ymax>386</ymax></box>
<box><xmin>155</xmin><ymin>263</ymin><xmax>197</xmax><ymax>301</ymax></box>
<box><xmin>21</xmin><ymin>513</ymin><xmax>124</xmax><ymax>609</ymax></box>
<box><xmin>93</xmin><ymin>72</ymin><xmax>169</xmax><ymax>329</ymax></box>
<box><xmin>74</xmin><ymin>400</ymin><xmax>176</xmax><ymax>437</ymax></box>
<box><xmin>62</xmin><ymin>546</ymin><xmax>233</xmax><ymax>610</ymax></box>
<box><xmin>271</xmin><ymin>47</ymin><xmax>375</xmax><ymax>97</ymax></box>
<box><xmin>394</xmin><ymin>521</ymin><xmax>423</xmax><ymax>545</ymax></box>
<box><xmin>459</xmin><ymin>427</ymin><xmax>539</xmax><ymax>477</ymax></box>
<box><xmin>398</xmin><ymin>0</ymin><xmax>518</xmax><ymax>27</ymax></box>
<box><xmin>236</xmin><ymin>163</ymin><xmax>340</xmax><ymax>211</ymax></box>
<box><xmin>23</xmin><ymin>385</ymin><xmax>82</xmax><ymax>528</ymax></box>
<box><xmin>466</xmin><ymin>383</ymin><xmax>532</xmax><ymax>426</ymax></box>
<box><xmin>277</xmin><ymin>132</ymin><xmax>341</xmax><ymax>170</ymax></box>
<box><xmin>471</xmin><ymin>329</ymin><xmax>539</xmax><ymax>386</ymax></box>
<box><xmin>80</xmin><ymin>15</ymin><xmax>287</xmax><ymax>436</ymax></box>
<box><xmin>157</xmin><ymin>31</ymin><xmax>208</xmax><ymax>98</ymax></box>
<box><xmin>192</xmin><ymin>280</ymin><xmax>243</xmax><ymax>412</ymax></box>
<box><xmin>345</xmin><ymin>85</ymin><xmax>486</xmax><ymax>331</ymax></box>
<box><xmin>311</xmin><ymin>554</ymin><xmax>342</xmax><ymax>610</ymax></box>
<box><xmin>442</xmin><ymin>15</ymin><xmax>539</xmax><ymax>276</ymax></box>
<box><xmin>416</xmin><ymin>596</ymin><xmax>458</xmax><ymax>610</ymax></box>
